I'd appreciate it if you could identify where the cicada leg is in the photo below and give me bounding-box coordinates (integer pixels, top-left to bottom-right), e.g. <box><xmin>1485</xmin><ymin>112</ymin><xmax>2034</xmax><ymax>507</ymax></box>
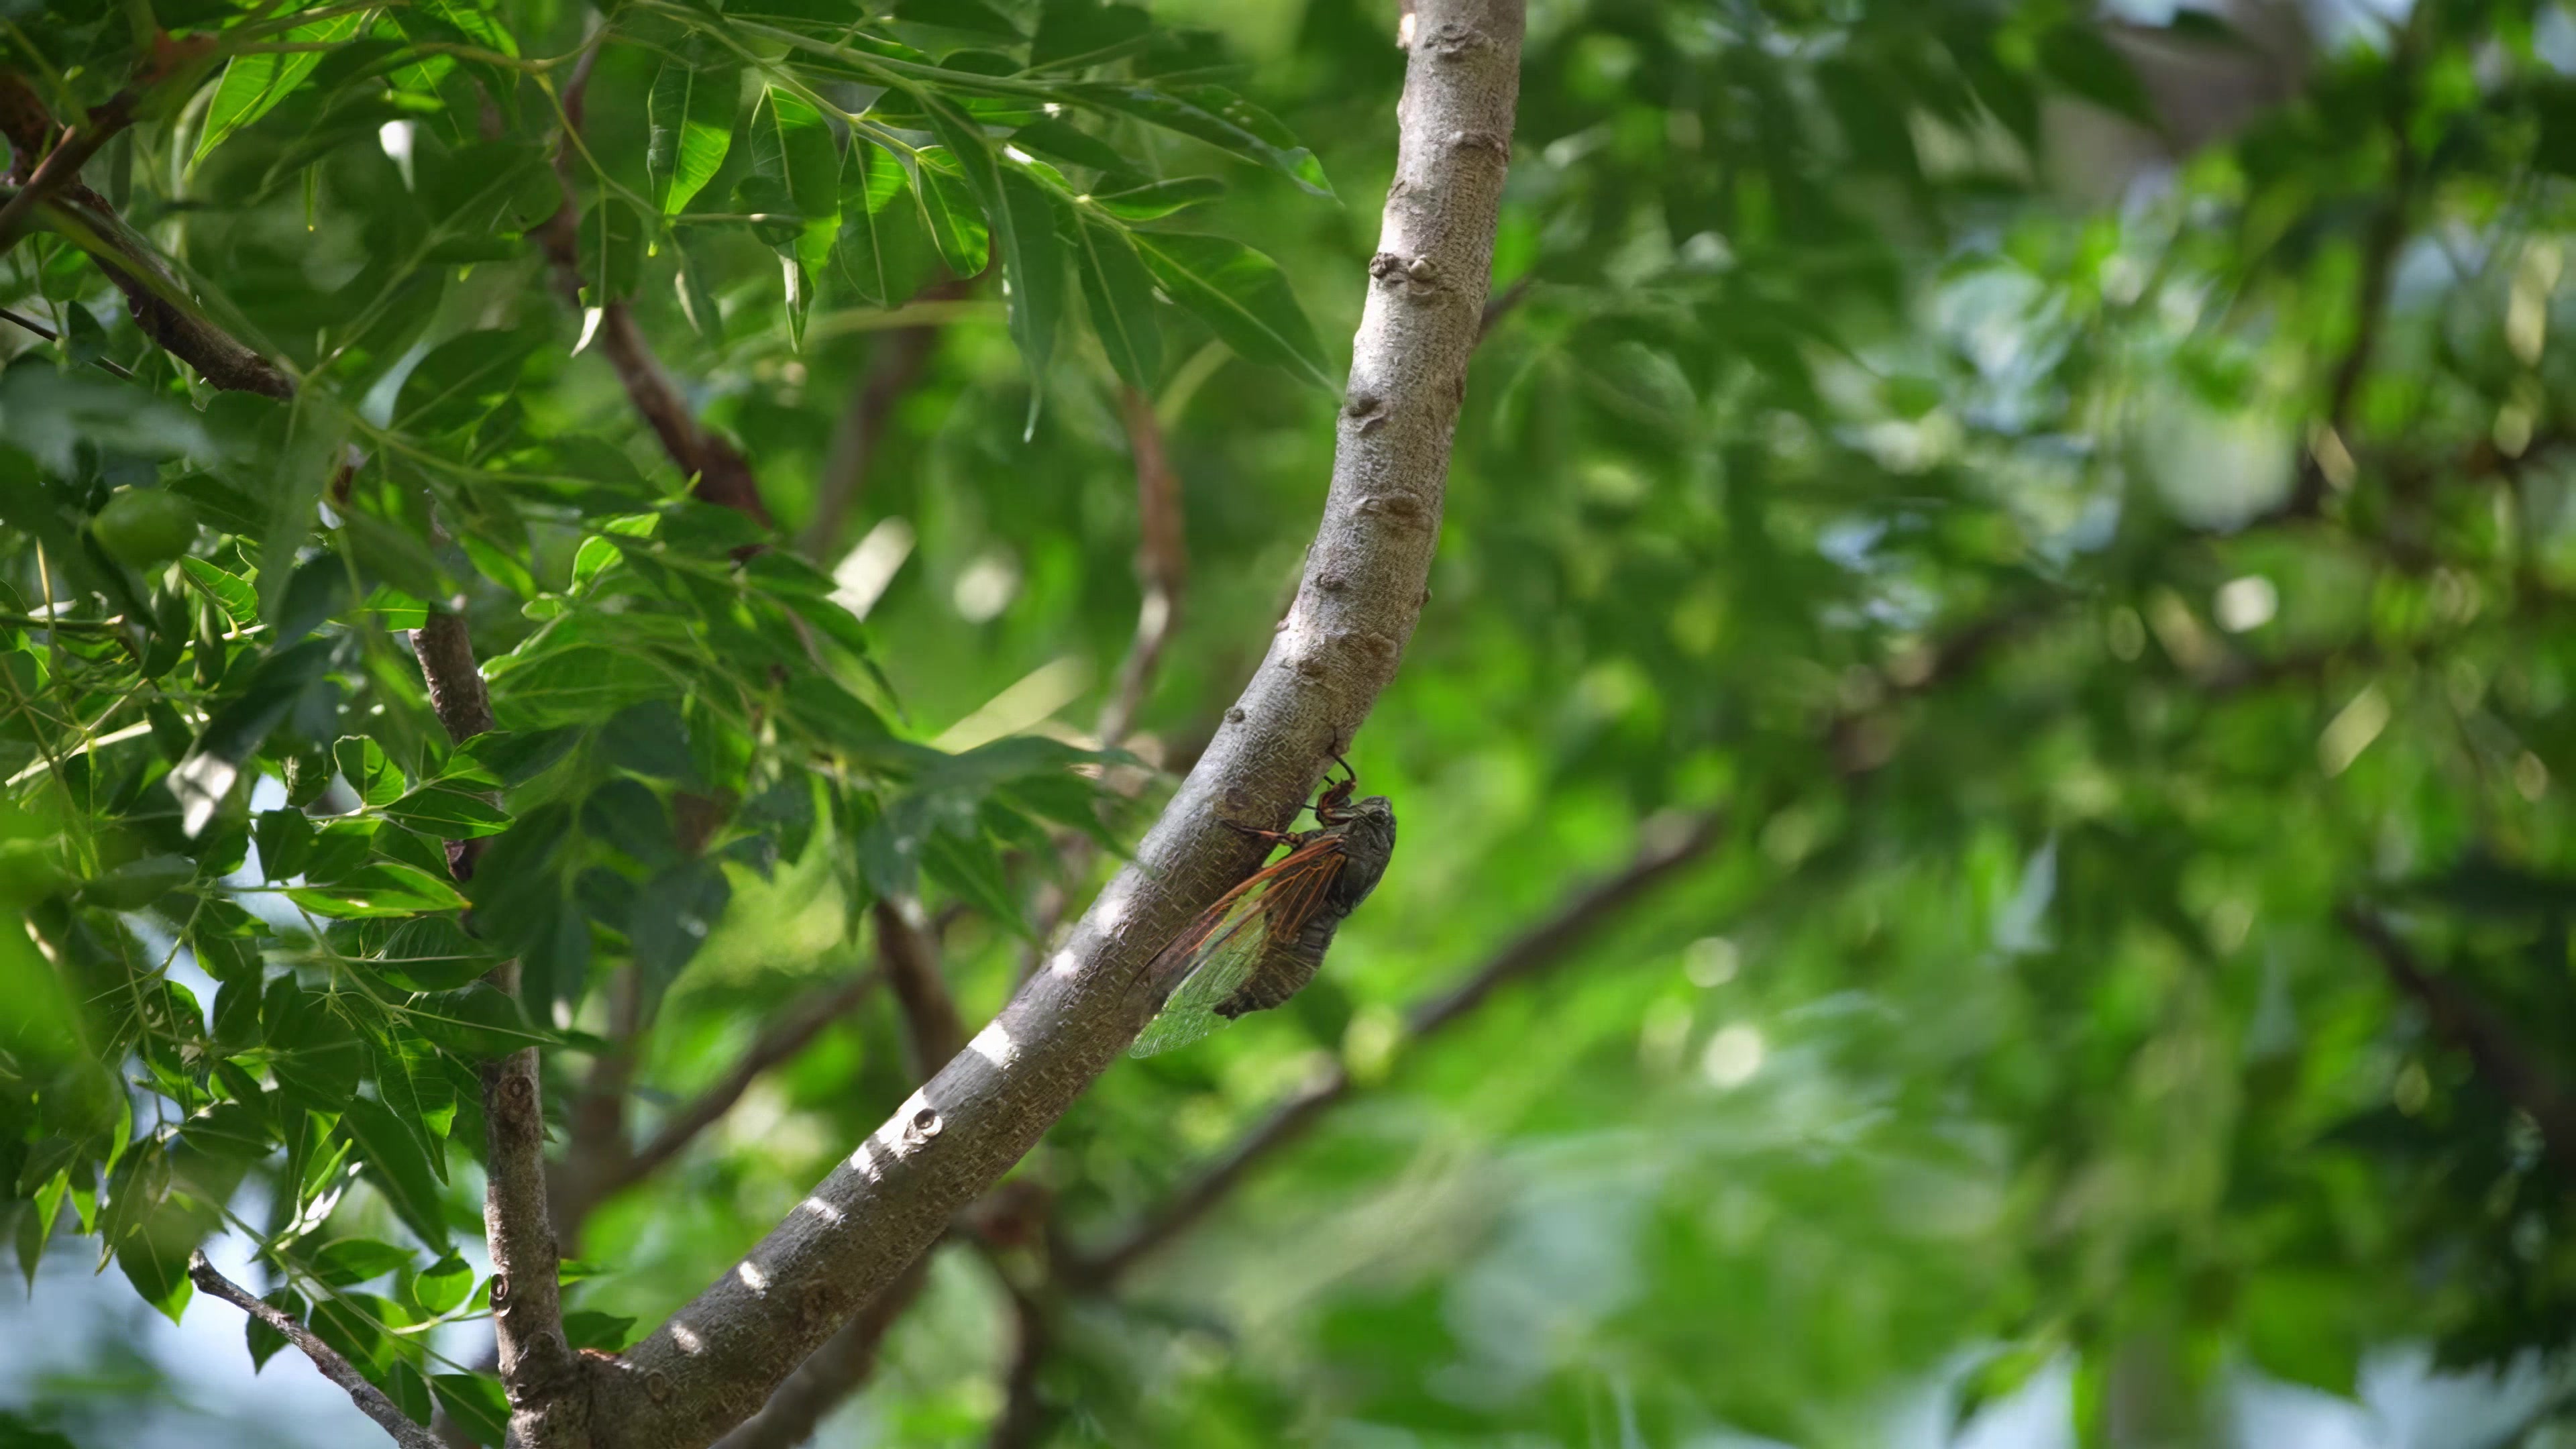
<box><xmin>1223</xmin><ymin>818</ymin><xmax>1311</xmax><ymax>849</ymax></box>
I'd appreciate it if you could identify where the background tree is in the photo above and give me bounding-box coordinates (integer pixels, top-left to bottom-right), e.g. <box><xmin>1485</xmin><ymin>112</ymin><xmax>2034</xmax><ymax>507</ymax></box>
<box><xmin>9</xmin><ymin>0</ymin><xmax>2576</xmax><ymax>1447</ymax></box>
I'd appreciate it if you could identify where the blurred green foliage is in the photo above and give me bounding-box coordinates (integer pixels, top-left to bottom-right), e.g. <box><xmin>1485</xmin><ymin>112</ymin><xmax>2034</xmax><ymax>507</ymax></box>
<box><xmin>9</xmin><ymin>0</ymin><xmax>2576</xmax><ymax>1445</ymax></box>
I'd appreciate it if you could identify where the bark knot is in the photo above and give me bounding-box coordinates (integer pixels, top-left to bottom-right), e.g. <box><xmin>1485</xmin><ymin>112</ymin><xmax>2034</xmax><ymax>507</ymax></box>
<box><xmin>1370</xmin><ymin>252</ymin><xmax>1446</xmax><ymax>301</ymax></box>
<box><xmin>1344</xmin><ymin>392</ymin><xmax>1393</xmax><ymax>433</ymax></box>
<box><xmin>1421</xmin><ymin>21</ymin><xmax>1495</xmax><ymax>61</ymax></box>
<box><xmin>1358</xmin><ymin>493</ymin><xmax>1430</xmax><ymax>527</ymax></box>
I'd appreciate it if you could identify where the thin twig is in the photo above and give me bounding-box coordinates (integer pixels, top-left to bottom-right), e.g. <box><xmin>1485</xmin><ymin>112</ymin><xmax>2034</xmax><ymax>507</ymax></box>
<box><xmin>188</xmin><ymin>1252</ymin><xmax>445</xmax><ymax>1449</ymax></box>
<box><xmin>1477</xmin><ymin>272</ymin><xmax>1533</xmax><ymax>337</ymax></box>
<box><xmin>2285</xmin><ymin>11</ymin><xmax>2421</xmax><ymax>519</ymax></box>
<box><xmin>2341</xmin><ymin>905</ymin><xmax>2576</xmax><ymax>1170</ymax></box>
<box><xmin>535</xmin><ymin>46</ymin><xmax>768</xmax><ymax>527</ymax></box>
<box><xmin>0</xmin><ymin>304</ymin><xmax>137</xmax><ymax>378</ymax></box>
<box><xmin>0</xmin><ymin>87</ymin><xmax>133</xmax><ymax>255</ymax></box>
<box><xmin>1069</xmin><ymin>812</ymin><xmax>1720</xmax><ymax>1287</ymax></box>
<box><xmin>407</xmin><ymin>611</ymin><xmax>584</xmax><ymax>1444</ymax></box>
<box><xmin>985</xmin><ymin>1279</ymin><xmax>1056</xmax><ymax>1449</ymax></box>
<box><xmin>1099</xmin><ymin>384</ymin><xmax>1187</xmax><ymax>749</ymax></box>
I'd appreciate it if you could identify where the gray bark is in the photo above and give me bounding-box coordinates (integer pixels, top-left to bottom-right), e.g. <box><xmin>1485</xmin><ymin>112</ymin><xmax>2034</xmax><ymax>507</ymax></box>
<box><xmin>583</xmin><ymin>5</ymin><xmax>1527</xmax><ymax>1444</ymax></box>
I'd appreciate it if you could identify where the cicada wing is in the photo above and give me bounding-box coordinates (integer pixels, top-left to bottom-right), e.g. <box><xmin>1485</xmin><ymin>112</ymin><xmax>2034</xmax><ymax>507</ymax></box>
<box><xmin>1129</xmin><ymin>841</ymin><xmax>1346</xmax><ymax>1059</ymax></box>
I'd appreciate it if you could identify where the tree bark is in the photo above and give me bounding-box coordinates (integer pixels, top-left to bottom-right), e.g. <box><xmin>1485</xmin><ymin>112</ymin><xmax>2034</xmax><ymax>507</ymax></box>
<box><xmin>584</xmin><ymin>7</ymin><xmax>1527</xmax><ymax>1444</ymax></box>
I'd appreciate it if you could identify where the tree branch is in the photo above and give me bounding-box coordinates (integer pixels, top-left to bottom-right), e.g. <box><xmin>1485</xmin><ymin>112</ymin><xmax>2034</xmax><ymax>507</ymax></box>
<box><xmin>536</xmin><ymin>51</ymin><xmax>767</xmax><ymax>527</ymax></box>
<box><xmin>1098</xmin><ymin>384</ymin><xmax>1188</xmax><ymax>750</ymax></box>
<box><xmin>983</xmin><ymin>1279</ymin><xmax>1055</xmax><ymax>1449</ymax></box>
<box><xmin>2341</xmin><ymin>906</ymin><xmax>2576</xmax><ymax>1171</ymax></box>
<box><xmin>407</xmin><ymin>612</ymin><xmax>584</xmax><ymax>1446</ymax></box>
<box><xmin>557</xmin><ymin>970</ymin><xmax>884</xmax><ymax>1230</ymax></box>
<box><xmin>587</xmin><ymin>7</ymin><xmax>1526</xmax><ymax>1443</ymax></box>
<box><xmin>1069</xmin><ymin>810</ymin><xmax>1715</xmax><ymax>1287</ymax></box>
<box><xmin>800</xmin><ymin>280</ymin><xmax>970</xmax><ymax>561</ymax></box>
<box><xmin>877</xmin><ymin>897</ymin><xmax>968</xmax><ymax>1077</ymax></box>
<box><xmin>188</xmin><ymin>1252</ymin><xmax>445</xmax><ymax>1449</ymax></box>
<box><xmin>0</xmin><ymin>87</ymin><xmax>133</xmax><ymax>255</ymax></box>
<box><xmin>705</xmin><ymin>1256</ymin><xmax>934</xmax><ymax>1449</ymax></box>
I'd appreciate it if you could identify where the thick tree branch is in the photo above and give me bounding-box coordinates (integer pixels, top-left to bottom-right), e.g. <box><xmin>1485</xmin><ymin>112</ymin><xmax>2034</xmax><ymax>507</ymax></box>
<box><xmin>188</xmin><ymin>1252</ymin><xmax>445</xmax><ymax>1449</ymax></box>
<box><xmin>1069</xmin><ymin>810</ymin><xmax>1715</xmax><ymax>1286</ymax></box>
<box><xmin>588</xmin><ymin>9</ymin><xmax>1525</xmax><ymax>1444</ymax></box>
<box><xmin>2342</xmin><ymin>906</ymin><xmax>2576</xmax><ymax>1171</ymax></box>
<box><xmin>706</xmin><ymin>1257</ymin><xmax>934</xmax><ymax>1449</ymax></box>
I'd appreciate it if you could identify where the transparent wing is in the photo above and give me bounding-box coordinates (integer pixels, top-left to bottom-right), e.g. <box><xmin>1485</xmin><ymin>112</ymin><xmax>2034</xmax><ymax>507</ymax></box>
<box><xmin>1129</xmin><ymin>840</ymin><xmax>1346</xmax><ymax>1059</ymax></box>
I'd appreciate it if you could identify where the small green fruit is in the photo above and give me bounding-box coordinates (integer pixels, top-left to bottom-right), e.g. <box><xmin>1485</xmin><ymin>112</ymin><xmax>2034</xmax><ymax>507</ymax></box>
<box><xmin>91</xmin><ymin>488</ymin><xmax>199</xmax><ymax>568</ymax></box>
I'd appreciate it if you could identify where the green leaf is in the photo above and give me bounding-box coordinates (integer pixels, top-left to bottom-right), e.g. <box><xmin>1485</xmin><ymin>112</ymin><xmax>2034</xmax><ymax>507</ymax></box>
<box><xmin>195</xmin><ymin>13</ymin><xmax>369</xmax><ymax>166</ymax></box>
<box><xmin>1011</xmin><ymin>118</ymin><xmax>1132</xmax><ymax>175</ymax></box>
<box><xmin>260</xmin><ymin>402</ymin><xmax>353</xmax><ymax>624</ymax></box>
<box><xmin>411</xmin><ymin>1253</ymin><xmax>473</xmax><ymax>1315</ymax></box>
<box><xmin>335</xmin><ymin>736</ymin><xmax>405</xmax><ymax>808</ymax></box>
<box><xmin>286</xmin><ymin>863</ymin><xmax>470</xmax><ymax>918</ymax></box>
<box><xmin>1071</xmin><ymin>215</ymin><xmax>1161</xmax><ymax>389</ymax></box>
<box><xmin>270</xmin><ymin>993</ymin><xmax>366</xmax><ymax>1106</ymax></box>
<box><xmin>579</xmin><ymin>197</ymin><xmax>646</xmax><ymax>306</ymax></box>
<box><xmin>383</xmin><ymin>782</ymin><xmax>513</xmax><ymax>840</ymax></box>
<box><xmin>2037</xmin><ymin>22</ymin><xmax>2157</xmax><ymax>128</ymax></box>
<box><xmin>393</xmin><ymin>330</ymin><xmax>540</xmax><ymax>435</ymax></box>
<box><xmin>1068</xmin><ymin>83</ymin><xmax>1332</xmax><ymax>197</ymax></box>
<box><xmin>432</xmin><ymin>1373</ymin><xmax>508</xmax><ymax>1447</ymax></box>
<box><xmin>371</xmin><ymin>918</ymin><xmax>498</xmax><ymax>991</ymax></box>
<box><xmin>924</xmin><ymin>101</ymin><xmax>1062</xmax><ymax>382</ymax></box>
<box><xmin>255</xmin><ymin>808</ymin><xmax>315</xmax><ymax>881</ymax></box>
<box><xmin>179</xmin><ymin>556</ymin><xmax>258</xmax><ymax>628</ymax></box>
<box><xmin>629</xmin><ymin>860</ymin><xmax>731</xmax><ymax>994</ymax></box>
<box><xmin>674</xmin><ymin>237</ymin><xmax>725</xmax><ymax>343</ymax></box>
<box><xmin>648</xmin><ymin>58</ymin><xmax>739</xmax><ymax>216</ymax></box>
<box><xmin>117</xmin><ymin>1234</ymin><xmax>193</xmax><ymax>1326</ymax></box>
<box><xmin>1032</xmin><ymin>0</ymin><xmax>1153</xmax><ymax>70</ymax></box>
<box><xmin>1088</xmin><ymin>175</ymin><xmax>1224</xmax><ymax>221</ymax></box>
<box><xmin>838</xmin><ymin>138</ymin><xmax>928</xmax><ymax>308</ymax></box>
<box><xmin>171</xmin><ymin>637</ymin><xmax>339</xmax><ymax>835</ymax></box>
<box><xmin>560</xmin><ymin>1309</ymin><xmax>637</xmax><ymax>1352</ymax></box>
<box><xmin>1130</xmin><ymin>231</ymin><xmax>1332</xmax><ymax>390</ymax></box>
<box><xmin>892</xmin><ymin>0</ymin><xmax>1022</xmax><ymax>37</ymax></box>
<box><xmin>339</xmin><ymin>1095</ymin><xmax>451</xmax><ymax>1250</ymax></box>
<box><xmin>409</xmin><ymin>983</ymin><xmax>541</xmax><ymax>1059</ymax></box>
<box><xmin>311</xmin><ymin>1237</ymin><xmax>415</xmax><ymax>1287</ymax></box>
<box><xmin>77</xmin><ymin>853</ymin><xmax>195</xmax><ymax>910</ymax></box>
<box><xmin>915</xmin><ymin>152</ymin><xmax>991</xmax><ymax>278</ymax></box>
<box><xmin>924</xmin><ymin>826</ymin><xmax>1026</xmax><ymax>936</ymax></box>
<box><xmin>747</xmin><ymin>85</ymin><xmax>842</xmax><ymax>276</ymax></box>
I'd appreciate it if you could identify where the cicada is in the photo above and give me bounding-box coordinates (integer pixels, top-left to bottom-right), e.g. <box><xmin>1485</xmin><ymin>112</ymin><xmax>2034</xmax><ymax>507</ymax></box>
<box><xmin>1130</xmin><ymin>757</ymin><xmax>1398</xmax><ymax>1057</ymax></box>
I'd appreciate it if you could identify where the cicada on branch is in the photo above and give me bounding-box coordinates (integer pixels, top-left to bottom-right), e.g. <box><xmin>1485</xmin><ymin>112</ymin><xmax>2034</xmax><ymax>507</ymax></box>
<box><xmin>1130</xmin><ymin>757</ymin><xmax>1398</xmax><ymax>1058</ymax></box>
